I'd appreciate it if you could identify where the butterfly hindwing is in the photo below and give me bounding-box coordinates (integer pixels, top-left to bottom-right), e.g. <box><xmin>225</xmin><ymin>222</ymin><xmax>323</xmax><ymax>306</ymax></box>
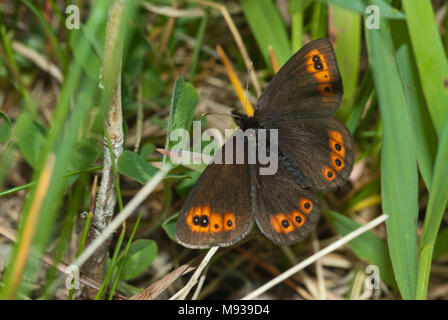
<box><xmin>175</xmin><ymin>134</ymin><xmax>254</xmax><ymax>249</ymax></box>
<box><xmin>276</xmin><ymin>116</ymin><xmax>354</xmax><ymax>191</ymax></box>
<box><xmin>255</xmin><ymin>38</ymin><xmax>343</xmax><ymax>124</ymax></box>
<box><xmin>252</xmin><ymin>164</ymin><xmax>320</xmax><ymax>245</ymax></box>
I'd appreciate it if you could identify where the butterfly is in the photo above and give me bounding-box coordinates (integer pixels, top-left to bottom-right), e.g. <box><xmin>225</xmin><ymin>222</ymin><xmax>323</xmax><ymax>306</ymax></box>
<box><xmin>175</xmin><ymin>38</ymin><xmax>354</xmax><ymax>248</ymax></box>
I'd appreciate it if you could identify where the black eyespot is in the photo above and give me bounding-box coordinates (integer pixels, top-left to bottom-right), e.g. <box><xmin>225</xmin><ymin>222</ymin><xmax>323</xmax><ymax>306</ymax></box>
<box><xmin>193</xmin><ymin>216</ymin><xmax>201</xmax><ymax>225</ymax></box>
<box><xmin>214</xmin><ymin>223</ymin><xmax>219</xmax><ymax>229</ymax></box>
<box><xmin>295</xmin><ymin>216</ymin><xmax>302</xmax><ymax>224</ymax></box>
<box><xmin>335</xmin><ymin>143</ymin><xmax>342</xmax><ymax>151</ymax></box>
<box><xmin>281</xmin><ymin>219</ymin><xmax>290</xmax><ymax>228</ymax></box>
<box><xmin>324</xmin><ymin>75</ymin><xmax>328</xmax><ymax>78</ymax></box>
<box><xmin>227</xmin><ymin>220</ymin><xmax>233</xmax><ymax>227</ymax></box>
<box><xmin>200</xmin><ymin>216</ymin><xmax>209</xmax><ymax>227</ymax></box>
<box><xmin>314</xmin><ymin>62</ymin><xmax>323</xmax><ymax>70</ymax></box>
<box><xmin>327</xmin><ymin>171</ymin><xmax>333</xmax><ymax>178</ymax></box>
<box><xmin>335</xmin><ymin>159</ymin><xmax>342</xmax><ymax>166</ymax></box>
<box><xmin>304</xmin><ymin>203</ymin><xmax>311</xmax><ymax>209</ymax></box>
<box><xmin>324</xmin><ymin>86</ymin><xmax>330</xmax><ymax>93</ymax></box>
<box><xmin>312</xmin><ymin>55</ymin><xmax>320</xmax><ymax>62</ymax></box>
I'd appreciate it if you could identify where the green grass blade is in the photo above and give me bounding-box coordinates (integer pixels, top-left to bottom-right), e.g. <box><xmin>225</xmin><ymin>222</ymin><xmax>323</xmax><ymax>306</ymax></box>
<box><xmin>416</xmin><ymin>113</ymin><xmax>448</xmax><ymax>299</ymax></box>
<box><xmin>289</xmin><ymin>0</ymin><xmax>312</xmax><ymax>52</ymax></box>
<box><xmin>346</xmin><ymin>68</ymin><xmax>374</xmax><ymax>134</ymax></box>
<box><xmin>394</xmin><ymin>43</ymin><xmax>437</xmax><ymax>189</ymax></box>
<box><xmin>365</xmin><ymin>24</ymin><xmax>419</xmax><ymax>299</ymax></box>
<box><xmin>330</xmin><ymin>4</ymin><xmax>361</xmax><ymax>121</ymax></box>
<box><xmin>316</xmin><ymin>0</ymin><xmax>405</xmax><ymax>19</ymax></box>
<box><xmin>20</xmin><ymin>0</ymin><xmax>65</xmax><ymax>69</ymax></box>
<box><xmin>240</xmin><ymin>0</ymin><xmax>291</xmax><ymax>67</ymax></box>
<box><xmin>433</xmin><ymin>228</ymin><xmax>448</xmax><ymax>261</ymax></box>
<box><xmin>401</xmin><ymin>0</ymin><xmax>448</xmax><ymax>136</ymax></box>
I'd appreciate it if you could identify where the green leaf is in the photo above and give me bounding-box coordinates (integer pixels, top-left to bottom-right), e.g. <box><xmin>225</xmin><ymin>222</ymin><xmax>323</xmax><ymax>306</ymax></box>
<box><xmin>69</xmin><ymin>28</ymin><xmax>102</xmax><ymax>80</ymax></box>
<box><xmin>15</xmin><ymin>114</ymin><xmax>47</xmax><ymax>168</ymax></box>
<box><xmin>240</xmin><ymin>0</ymin><xmax>291</xmax><ymax>67</ymax></box>
<box><xmin>162</xmin><ymin>213</ymin><xmax>179</xmax><ymax>241</ymax></box>
<box><xmin>324</xmin><ymin>210</ymin><xmax>396</xmax><ymax>288</ymax></box>
<box><xmin>331</xmin><ymin>4</ymin><xmax>361</xmax><ymax>121</ymax></box>
<box><xmin>0</xmin><ymin>112</ymin><xmax>12</xmax><ymax>144</ymax></box>
<box><xmin>346</xmin><ymin>68</ymin><xmax>374</xmax><ymax>134</ymax></box>
<box><xmin>175</xmin><ymin>171</ymin><xmax>201</xmax><ymax>198</ymax></box>
<box><xmin>394</xmin><ymin>40</ymin><xmax>437</xmax><ymax>189</ymax></box>
<box><xmin>164</xmin><ymin>77</ymin><xmax>199</xmax><ymax>166</ymax></box>
<box><xmin>120</xmin><ymin>239</ymin><xmax>157</xmax><ymax>281</ymax></box>
<box><xmin>433</xmin><ymin>228</ymin><xmax>448</xmax><ymax>261</ymax></box>
<box><xmin>365</xmin><ymin>25</ymin><xmax>419</xmax><ymax>299</ymax></box>
<box><xmin>139</xmin><ymin>142</ymin><xmax>156</xmax><ymax>159</ymax></box>
<box><xmin>416</xmin><ymin>113</ymin><xmax>448</xmax><ymax>299</ymax></box>
<box><xmin>316</xmin><ymin>0</ymin><xmax>405</xmax><ymax>19</ymax></box>
<box><xmin>402</xmin><ymin>0</ymin><xmax>448</xmax><ymax>136</ymax></box>
<box><xmin>118</xmin><ymin>150</ymin><xmax>158</xmax><ymax>184</ymax></box>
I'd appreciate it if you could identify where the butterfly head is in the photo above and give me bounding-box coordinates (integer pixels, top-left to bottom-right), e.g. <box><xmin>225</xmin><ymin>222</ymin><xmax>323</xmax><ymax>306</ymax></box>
<box><xmin>231</xmin><ymin>110</ymin><xmax>260</xmax><ymax>130</ymax></box>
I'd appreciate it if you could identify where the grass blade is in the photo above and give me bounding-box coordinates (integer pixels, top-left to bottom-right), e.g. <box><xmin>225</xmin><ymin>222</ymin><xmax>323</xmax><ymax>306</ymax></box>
<box><xmin>401</xmin><ymin>0</ymin><xmax>448</xmax><ymax>136</ymax></box>
<box><xmin>240</xmin><ymin>0</ymin><xmax>291</xmax><ymax>68</ymax></box>
<box><xmin>365</xmin><ymin>23</ymin><xmax>419</xmax><ymax>299</ymax></box>
<box><xmin>416</xmin><ymin>113</ymin><xmax>448</xmax><ymax>299</ymax></box>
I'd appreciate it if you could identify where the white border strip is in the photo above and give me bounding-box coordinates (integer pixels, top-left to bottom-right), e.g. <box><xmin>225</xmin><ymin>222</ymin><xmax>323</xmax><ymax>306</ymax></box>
<box><xmin>242</xmin><ymin>214</ymin><xmax>389</xmax><ymax>300</ymax></box>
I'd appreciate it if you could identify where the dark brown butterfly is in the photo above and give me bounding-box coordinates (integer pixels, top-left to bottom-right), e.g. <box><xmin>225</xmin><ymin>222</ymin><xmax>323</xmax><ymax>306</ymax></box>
<box><xmin>175</xmin><ymin>38</ymin><xmax>353</xmax><ymax>248</ymax></box>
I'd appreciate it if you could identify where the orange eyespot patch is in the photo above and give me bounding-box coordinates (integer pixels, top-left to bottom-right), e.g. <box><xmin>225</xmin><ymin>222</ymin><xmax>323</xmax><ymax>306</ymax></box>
<box><xmin>187</xmin><ymin>206</ymin><xmax>235</xmax><ymax>233</ymax></box>
<box><xmin>306</xmin><ymin>49</ymin><xmax>331</xmax><ymax>83</ymax></box>
<box><xmin>323</xmin><ymin>166</ymin><xmax>336</xmax><ymax>182</ymax></box>
<box><xmin>318</xmin><ymin>83</ymin><xmax>333</xmax><ymax>96</ymax></box>
<box><xmin>289</xmin><ymin>211</ymin><xmax>306</xmax><ymax>228</ymax></box>
<box><xmin>210</xmin><ymin>211</ymin><xmax>223</xmax><ymax>233</ymax></box>
<box><xmin>330</xmin><ymin>152</ymin><xmax>344</xmax><ymax>171</ymax></box>
<box><xmin>299</xmin><ymin>198</ymin><xmax>313</xmax><ymax>214</ymax></box>
<box><xmin>224</xmin><ymin>212</ymin><xmax>236</xmax><ymax>231</ymax></box>
<box><xmin>329</xmin><ymin>138</ymin><xmax>345</xmax><ymax>158</ymax></box>
<box><xmin>270</xmin><ymin>214</ymin><xmax>295</xmax><ymax>234</ymax></box>
<box><xmin>186</xmin><ymin>206</ymin><xmax>211</xmax><ymax>233</ymax></box>
<box><xmin>329</xmin><ymin>130</ymin><xmax>343</xmax><ymax>143</ymax></box>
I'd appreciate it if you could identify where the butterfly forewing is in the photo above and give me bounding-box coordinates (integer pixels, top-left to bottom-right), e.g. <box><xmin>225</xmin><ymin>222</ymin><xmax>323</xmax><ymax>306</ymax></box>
<box><xmin>255</xmin><ymin>38</ymin><xmax>343</xmax><ymax>124</ymax></box>
<box><xmin>175</xmin><ymin>134</ymin><xmax>255</xmax><ymax>249</ymax></box>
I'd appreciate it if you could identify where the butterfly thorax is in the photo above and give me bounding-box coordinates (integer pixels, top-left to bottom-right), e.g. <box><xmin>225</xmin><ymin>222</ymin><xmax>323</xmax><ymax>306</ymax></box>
<box><xmin>232</xmin><ymin>110</ymin><xmax>261</xmax><ymax>130</ymax></box>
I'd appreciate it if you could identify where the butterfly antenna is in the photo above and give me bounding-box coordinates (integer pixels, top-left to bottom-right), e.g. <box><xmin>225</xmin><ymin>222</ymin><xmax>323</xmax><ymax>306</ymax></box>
<box><xmin>243</xmin><ymin>61</ymin><xmax>253</xmax><ymax>116</ymax></box>
<box><xmin>201</xmin><ymin>112</ymin><xmax>241</xmax><ymax>119</ymax></box>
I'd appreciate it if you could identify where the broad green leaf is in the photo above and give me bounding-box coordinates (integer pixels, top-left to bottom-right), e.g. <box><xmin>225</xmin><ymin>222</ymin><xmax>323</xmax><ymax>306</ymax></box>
<box><xmin>120</xmin><ymin>239</ymin><xmax>158</xmax><ymax>281</ymax></box>
<box><xmin>118</xmin><ymin>151</ymin><xmax>189</xmax><ymax>183</ymax></box>
<box><xmin>164</xmin><ymin>77</ymin><xmax>199</xmax><ymax>166</ymax></box>
<box><xmin>118</xmin><ymin>150</ymin><xmax>158</xmax><ymax>184</ymax></box>
<box><xmin>365</xmin><ymin>25</ymin><xmax>418</xmax><ymax>299</ymax></box>
<box><xmin>0</xmin><ymin>112</ymin><xmax>12</xmax><ymax>144</ymax></box>
<box><xmin>139</xmin><ymin>142</ymin><xmax>156</xmax><ymax>159</ymax></box>
<box><xmin>15</xmin><ymin>114</ymin><xmax>47</xmax><ymax>168</ymax></box>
